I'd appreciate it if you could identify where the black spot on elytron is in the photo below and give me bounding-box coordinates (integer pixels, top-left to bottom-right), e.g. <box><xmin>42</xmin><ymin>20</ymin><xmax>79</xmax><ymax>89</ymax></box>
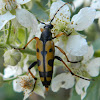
<box><xmin>41</xmin><ymin>51</ymin><xmax>47</xmax><ymax>56</ymax></box>
<box><xmin>37</xmin><ymin>59</ymin><xmax>41</xmax><ymax>66</ymax></box>
<box><xmin>39</xmin><ymin>71</ymin><xmax>53</xmax><ymax>77</ymax></box>
<box><xmin>48</xmin><ymin>59</ymin><xmax>54</xmax><ymax>67</ymax></box>
<box><xmin>37</xmin><ymin>48</ymin><xmax>39</xmax><ymax>52</ymax></box>
<box><xmin>42</xmin><ymin>81</ymin><xmax>51</xmax><ymax>86</ymax></box>
<box><xmin>49</xmin><ymin>48</ymin><xmax>53</xmax><ymax>52</ymax></box>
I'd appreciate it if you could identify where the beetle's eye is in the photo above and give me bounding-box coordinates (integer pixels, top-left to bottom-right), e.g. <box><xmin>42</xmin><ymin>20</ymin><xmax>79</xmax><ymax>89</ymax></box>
<box><xmin>50</xmin><ymin>24</ymin><xmax>53</xmax><ymax>29</ymax></box>
<box><xmin>44</xmin><ymin>26</ymin><xmax>46</xmax><ymax>28</ymax></box>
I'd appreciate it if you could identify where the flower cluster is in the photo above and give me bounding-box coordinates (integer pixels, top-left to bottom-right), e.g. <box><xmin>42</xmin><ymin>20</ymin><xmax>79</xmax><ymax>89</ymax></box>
<box><xmin>0</xmin><ymin>0</ymin><xmax>100</xmax><ymax>100</ymax></box>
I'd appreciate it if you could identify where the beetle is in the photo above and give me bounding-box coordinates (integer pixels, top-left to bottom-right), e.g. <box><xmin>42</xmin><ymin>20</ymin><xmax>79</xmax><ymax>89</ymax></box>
<box><xmin>15</xmin><ymin>3</ymin><xmax>91</xmax><ymax>92</ymax></box>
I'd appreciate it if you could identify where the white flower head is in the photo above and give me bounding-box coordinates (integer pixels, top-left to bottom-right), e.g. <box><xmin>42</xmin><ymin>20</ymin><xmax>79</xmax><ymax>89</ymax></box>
<box><xmin>91</xmin><ymin>0</ymin><xmax>100</xmax><ymax>10</ymax></box>
<box><xmin>3</xmin><ymin>65</ymin><xmax>22</xmax><ymax>78</ymax></box>
<box><xmin>51</xmin><ymin>73</ymin><xmax>75</xmax><ymax>92</ymax></box>
<box><xmin>73</xmin><ymin>0</ymin><xmax>91</xmax><ymax>10</ymax></box>
<box><xmin>13</xmin><ymin>74</ymin><xmax>35</xmax><ymax>100</ymax></box>
<box><xmin>0</xmin><ymin>11</ymin><xmax>16</xmax><ymax>30</ymax></box>
<box><xmin>75</xmin><ymin>79</ymin><xmax>90</xmax><ymax>100</ymax></box>
<box><xmin>50</xmin><ymin>0</ymin><xmax>96</xmax><ymax>32</ymax></box>
<box><xmin>66</xmin><ymin>35</ymin><xmax>88</xmax><ymax>56</ymax></box>
<box><xmin>50</xmin><ymin>0</ymin><xmax>96</xmax><ymax>56</ymax></box>
<box><xmin>0</xmin><ymin>0</ymin><xmax>38</xmax><ymax>33</ymax></box>
<box><xmin>91</xmin><ymin>0</ymin><xmax>100</xmax><ymax>19</ymax></box>
<box><xmin>51</xmin><ymin>45</ymin><xmax>100</xmax><ymax>99</ymax></box>
<box><xmin>13</xmin><ymin>74</ymin><xmax>45</xmax><ymax>100</ymax></box>
<box><xmin>0</xmin><ymin>0</ymin><xmax>31</xmax><ymax>13</ymax></box>
<box><xmin>4</xmin><ymin>49</ymin><xmax>21</xmax><ymax>66</ymax></box>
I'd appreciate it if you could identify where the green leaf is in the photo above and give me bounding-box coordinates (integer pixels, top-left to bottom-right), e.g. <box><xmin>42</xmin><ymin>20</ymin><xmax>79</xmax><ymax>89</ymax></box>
<box><xmin>17</xmin><ymin>28</ymin><xmax>26</xmax><ymax>46</ymax></box>
<box><xmin>94</xmin><ymin>50</ymin><xmax>100</xmax><ymax>57</ymax></box>
<box><xmin>31</xmin><ymin>0</ymin><xmax>49</xmax><ymax>20</ymax></box>
<box><xmin>83</xmin><ymin>76</ymin><xmax>100</xmax><ymax>100</ymax></box>
<box><xmin>93</xmin><ymin>39</ymin><xmax>100</xmax><ymax>51</ymax></box>
<box><xmin>69</xmin><ymin>87</ymin><xmax>81</xmax><ymax>100</ymax></box>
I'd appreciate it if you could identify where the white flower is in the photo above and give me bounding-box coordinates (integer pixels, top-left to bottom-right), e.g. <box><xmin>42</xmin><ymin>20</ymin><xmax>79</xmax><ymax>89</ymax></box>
<box><xmin>13</xmin><ymin>74</ymin><xmax>35</xmax><ymax>99</ymax></box>
<box><xmin>66</xmin><ymin>35</ymin><xmax>88</xmax><ymax>56</ymax></box>
<box><xmin>3</xmin><ymin>54</ymin><xmax>36</xmax><ymax>78</ymax></box>
<box><xmin>74</xmin><ymin>45</ymin><xmax>100</xmax><ymax>99</ymax></box>
<box><xmin>91</xmin><ymin>0</ymin><xmax>100</xmax><ymax>10</ymax></box>
<box><xmin>75</xmin><ymin>79</ymin><xmax>90</xmax><ymax>100</ymax></box>
<box><xmin>3</xmin><ymin>65</ymin><xmax>22</xmax><ymax>78</ymax></box>
<box><xmin>90</xmin><ymin>0</ymin><xmax>100</xmax><ymax>19</ymax></box>
<box><xmin>51</xmin><ymin>45</ymin><xmax>100</xmax><ymax>100</ymax></box>
<box><xmin>73</xmin><ymin>0</ymin><xmax>84</xmax><ymax>9</ymax></box>
<box><xmin>0</xmin><ymin>0</ymin><xmax>38</xmax><ymax>33</ymax></box>
<box><xmin>0</xmin><ymin>0</ymin><xmax>31</xmax><ymax>13</ymax></box>
<box><xmin>73</xmin><ymin>0</ymin><xmax>91</xmax><ymax>9</ymax></box>
<box><xmin>4</xmin><ymin>49</ymin><xmax>21</xmax><ymax>66</ymax></box>
<box><xmin>13</xmin><ymin>74</ymin><xmax>45</xmax><ymax>100</ymax></box>
<box><xmin>50</xmin><ymin>0</ymin><xmax>96</xmax><ymax>56</ymax></box>
<box><xmin>51</xmin><ymin>73</ymin><xmax>75</xmax><ymax>92</ymax></box>
<box><xmin>0</xmin><ymin>11</ymin><xmax>16</xmax><ymax>30</ymax></box>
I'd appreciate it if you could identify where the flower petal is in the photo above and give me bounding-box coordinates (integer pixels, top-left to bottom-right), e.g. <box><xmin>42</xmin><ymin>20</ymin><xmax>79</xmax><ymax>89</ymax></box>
<box><xmin>66</xmin><ymin>35</ymin><xmax>88</xmax><ymax>56</ymax></box>
<box><xmin>86</xmin><ymin>58</ymin><xmax>100</xmax><ymax>77</ymax></box>
<box><xmin>75</xmin><ymin>79</ymin><xmax>90</xmax><ymax>100</ymax></box>
<box><xmin>3</xmin><ymin>66</ymin><xmax>22</xmax><ymax>78</ymax></box>
<box><xmin>34</xmin><ymin>80</ymin><xmax>45</xmax><ymax>98</ymax></box>
<box><xmin>51</xmin><ymin>73</ymin><xmax>75</xmax><ymax>92</ymax></box>
<box><xmin>95</xmin><ymin>11</ymin><xmax>100</xmax><ymax>19</ymax></box>
<box><xmin>91</xmin><ymin>0</ymin><xmax>100</xmax><ymax>9</ymax></box>
<box><xmin>50</xmin><ymin>0</ymin><xmax>71</xmax><ymax>23</ymax></box>
<box><xmin>16</xmin><ymin>0</ymin><xmax>31</xmax><ymax>4</ymax></box>
<box><xmin>73</xmin><ymin>0</ymin><xmax>84</xmax><ymax>9</ymax></box>
<box><xmin>82</xmin><ymin>45</ymin><xmax>94</xmax><ymax>64</ymax></box>
<box><xmin>16</xmin><ymin>9</ymin><xmax>38</xmax><ymax>33</ymax></box>
<box><xmin>13</xmin><ymin>79</ymin><xmax>22</xmax><ymax>92</ymax></box>
<box><xmin>71</xmin><ymin>7</ymin><xmax>96</xmax><ymax>31</ymax></box>
<box><xmin>0</xmin><ymin>11</ymin><xmax>16</xmax><ymax>30</ymax></box>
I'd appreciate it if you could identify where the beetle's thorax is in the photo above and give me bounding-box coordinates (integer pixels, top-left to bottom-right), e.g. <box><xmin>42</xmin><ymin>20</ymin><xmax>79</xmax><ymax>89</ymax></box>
<box><xmin>40</xmin><ymin>24</ymin><xmax>53</xmax><ymax>41</ymax></box>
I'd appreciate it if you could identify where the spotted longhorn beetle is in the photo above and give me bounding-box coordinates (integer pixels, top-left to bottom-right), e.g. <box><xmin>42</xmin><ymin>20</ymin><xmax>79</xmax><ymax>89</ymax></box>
<box><xmin>15</xmin><ymin>3</ymin><xmax>91</xmax><ymax>91</ymax></box>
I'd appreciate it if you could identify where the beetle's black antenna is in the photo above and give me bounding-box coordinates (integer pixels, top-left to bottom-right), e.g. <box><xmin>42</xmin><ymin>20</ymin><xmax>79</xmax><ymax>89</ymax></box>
<box><xmin>37</xmin><ymin>19</ymin><xmax>46</xmax><ymax>25</ymax></box>
<box><xmin>50</xmin><ymin>3</ymin><xmax>67</xmax><ymax>23</ymax></box>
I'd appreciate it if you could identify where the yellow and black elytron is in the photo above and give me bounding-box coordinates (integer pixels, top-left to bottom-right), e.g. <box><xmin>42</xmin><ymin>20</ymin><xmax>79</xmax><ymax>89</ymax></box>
<box><xmin>15</xmin><ymin>3</ymin><xmax>91</xmax><ymax>91</ymax></box>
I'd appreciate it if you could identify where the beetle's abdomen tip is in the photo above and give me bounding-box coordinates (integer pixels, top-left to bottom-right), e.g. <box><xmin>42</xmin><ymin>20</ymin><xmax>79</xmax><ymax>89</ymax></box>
<box><xmin>45</xmin><ymin>87</ymin><xmax>49</xmax><ymax>91</ymax></box>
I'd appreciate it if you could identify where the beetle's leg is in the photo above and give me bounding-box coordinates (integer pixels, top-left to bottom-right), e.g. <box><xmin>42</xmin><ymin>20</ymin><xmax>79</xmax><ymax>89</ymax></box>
<box><xmin>52</xmin><ymin>32</ymin><xmax>71</xmax><ymax>39</ymax></box>
<box><xmin>54</xmin><ymin>56</ymin><xmax>91</xmax><ymax>81</ymax></box>
<box><xmin>14</xmin><ymin>37</ymin><xmax>39</xmax><ymax>50</ymax></box>
<box><xmin>28</xmin><ymin>61</ymin><xmax>37</xmax><ymax>92</ymax></box>
<box><xmin>55</xmin><ymin>46</ymin><xmax>81</xmax><ymax>63</ymax></box>
<box><xmin>40</xmin><ymin>28</ymin><xmax>44</xmax><ymax>32</ymax></box>
<box><xmin>52</xmin><ymin>32</ymin><xmax>65</xmax><ymax>39</ymax></box>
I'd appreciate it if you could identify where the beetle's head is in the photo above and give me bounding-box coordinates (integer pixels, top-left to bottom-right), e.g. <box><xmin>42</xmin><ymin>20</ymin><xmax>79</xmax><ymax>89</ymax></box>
<box><xmin>44</xmin><ymin>23</ymin><xmax>53</xmax><ymax>29</ymax></box>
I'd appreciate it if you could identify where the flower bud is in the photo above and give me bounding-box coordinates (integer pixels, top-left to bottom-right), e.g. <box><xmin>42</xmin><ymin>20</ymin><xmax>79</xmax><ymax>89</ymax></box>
<box><xmin>4</xmin><ymin>49</ymin><xmax>21</xmax><ymax>66</ymax></box>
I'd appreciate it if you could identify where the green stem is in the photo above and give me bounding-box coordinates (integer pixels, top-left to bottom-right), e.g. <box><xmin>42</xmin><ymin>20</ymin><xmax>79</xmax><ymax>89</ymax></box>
<box><xmin>20</xmin><ymin>48</ymin><xmax>36</xmax><ymax>55</ymax></box>
<box><xmin>6</xmin><ymin>20</ymin><xmax>11</xmax><ymax>44</ymax></box>
<box><xmin>4</xmin><ymin>25</ymin><xmax>7</xmax><ymax>34</ymax></box>
<box><xmin>49</xmin><ymin>0</ymin><xmax>53</xmax><ymax>7</ymax></box>
<box><xmin>4</xmin><ymin>72</ymin><xmax>27</xmax><ymax>83</ymax></box>
<box><xmin>25</xmin><ymin>28</ymin><xmax>28</xmax><ymax>44</ymax></box>
<box><xmin>23</xmin><ymin>4</ymin><xmax>29</xmax><ymax>10</ymax></box>
<box><xmin>4</xmin><ymin>77</ymin><xmax>18</xmax><ymax>83</ymax></box>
